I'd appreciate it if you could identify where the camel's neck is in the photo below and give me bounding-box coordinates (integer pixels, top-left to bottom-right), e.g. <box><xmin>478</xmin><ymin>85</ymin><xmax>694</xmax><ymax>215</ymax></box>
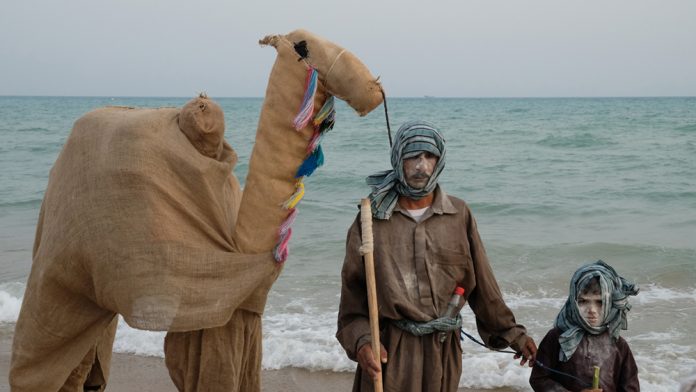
<box><xmin>233</xmin><ymin>40</ymin><xmax>329</xmax><ymax>258</ymax></box>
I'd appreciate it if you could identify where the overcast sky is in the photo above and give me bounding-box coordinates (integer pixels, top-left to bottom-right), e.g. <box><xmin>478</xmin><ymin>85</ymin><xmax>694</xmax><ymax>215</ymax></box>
<box><xmin>1</xmin><ymin>0</ymin><xmax>695</xmax><ymax>97</ymax></box>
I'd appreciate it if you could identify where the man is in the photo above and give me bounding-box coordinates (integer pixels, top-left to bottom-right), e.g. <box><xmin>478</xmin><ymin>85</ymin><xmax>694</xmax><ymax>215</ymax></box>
<box><xmin>336</xmin><ymin>120</ymin><xmax>537</xmax><ymax>392</ymax></box>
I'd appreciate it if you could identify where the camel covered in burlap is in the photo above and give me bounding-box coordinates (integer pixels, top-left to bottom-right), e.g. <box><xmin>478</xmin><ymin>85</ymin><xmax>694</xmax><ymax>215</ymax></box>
<box><xmin>10</xmin><ymin>29</ymin><xmax>383</xmax><ymax>391</ymax></box>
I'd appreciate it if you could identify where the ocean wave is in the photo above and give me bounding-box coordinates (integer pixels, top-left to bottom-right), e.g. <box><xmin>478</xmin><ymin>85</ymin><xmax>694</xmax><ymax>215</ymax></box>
<box><xmin>507</xmin><ymin>108</ymin><xmax>531</xmax><ymax>113</ymax></box>
<box><xmin>639</xmin><ymin>190</ymin><xmax>696</xmax><ymax>203</ymax></box>
<box><xmin>459</xmin><ymin>352</ymin><xmax>531</xmax><ymax>390</ymax></box>
<box><xmin>675</xmin><ymin>124</ymin><xmax>696</xmax><ymax>132</ymax></box>
<box><xmin>0</xmin><ymin>283</ymin><xmax>23</xmax><ymax>323</ymax></box>
<box><xmin>631</xmin><ymin>330</ymin><xmax>683</xmax><ymax>341</ymax></box>
<box><xmin>0</xmin><ymin>281</ymin><xmax>694</xmax><ymax>390</ymax></box>
<box><xmin>499</xmin><ymin>291</ymin><xmax>566</xmax><ymax>309</ymax></box>
<box><xmin>113</xmin><ymin>317</ymin><xmax>165</xmax><ymax>357</ymax></box>
<box><xmin>135</xmin><ymin>279</ymin><xmax>696</xmax><ymax>323</ymax></box>
<box><xmin>263</xmin><ymin>312</ymin><xmax>352</xmax><ymax>371</ymax></box>
<box><xmin>106</xmin><ymin>311</ymin><xmax>695</xmax><ymax>391</ymax></box>
<box><xmin>536</xmin><ymin>133</ymin><xmax>616</xmax><ymax>148</ymax></box>
<box><xmin>634</xmin><ymin>351</ymin><xmax>696</xmax><ymax>391</ymax></box>
<box><xmin>633</xmin><ymin>284</ymin><xmax>696</xmax><ymax>305</ymax></box>
<box><xmin>490</xmin><ymin>241</ymin><xmax>696</xmax><ymax>272</ymax></box>
<box><xmin>15</xmin><ymin>127</ymin><xmax>54</xmax><ymax>134</ymax></box>
<box><xmin>0</xmin><ymin>198</ymin><xmax>43</xmax><ymax>209</ymax></box>
<box><xmin>25</xmin><ymin>144</ymin><xmax>62</xmax><ymax>153</ymax></box>
<box><xmin>469</xmin><ymin>201</ymin><xmax>565</xmax><ymax>217</ymax></box>
<box><xmin>502</xmin><ymin>285</ymin><xmax>696</xmax><ymax>316</ymax></box>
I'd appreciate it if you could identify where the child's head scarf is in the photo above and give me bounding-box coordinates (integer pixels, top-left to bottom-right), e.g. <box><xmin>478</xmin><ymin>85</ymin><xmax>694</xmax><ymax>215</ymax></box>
<box><xmin>555</xmin><ymin>260</ymin><xmax>639</xmax><ymax>361</ymax></box>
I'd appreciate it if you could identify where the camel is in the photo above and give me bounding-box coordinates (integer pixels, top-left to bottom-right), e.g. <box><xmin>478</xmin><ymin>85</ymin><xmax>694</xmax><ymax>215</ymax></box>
<box><xmin>9</xmin><ymin>29</ymin><xmax>383</xmax><ymax>391</ymax></box>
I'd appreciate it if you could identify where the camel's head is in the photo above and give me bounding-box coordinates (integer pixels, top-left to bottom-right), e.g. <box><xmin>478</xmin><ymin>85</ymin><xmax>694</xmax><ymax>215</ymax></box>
<box><xmin>178</xmin><ymin>94</ymin><xmax>226</xmax><ymax>160</ymax></box>
<box><xmin>260</xmin><ymin>29</ymin><xmax>384</xmax><ymax>117</ymax></box>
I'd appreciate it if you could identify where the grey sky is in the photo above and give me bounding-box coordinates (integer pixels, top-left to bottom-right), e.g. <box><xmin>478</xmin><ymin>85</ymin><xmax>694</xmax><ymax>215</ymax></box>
<box><xmin>1</xmin><ymin>0</ymin><xmax>695</xmax><ymax>97</ymax></box>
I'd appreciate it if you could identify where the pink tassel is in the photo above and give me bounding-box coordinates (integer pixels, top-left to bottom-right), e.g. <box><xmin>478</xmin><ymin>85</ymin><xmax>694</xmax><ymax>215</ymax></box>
<box><xmin>278</xmin><ymin>208</ymin><xmax>298</xmax><ymax>236</ymax></box>
<box><xmin>306</xmin><ymin>131</ymin><xmax>321</xmax><ymax>154</ymax></box>
<box><xmin>274</xmin><ymin>228</ymin><xmax>292</xmax><ymax>263</ymax></box>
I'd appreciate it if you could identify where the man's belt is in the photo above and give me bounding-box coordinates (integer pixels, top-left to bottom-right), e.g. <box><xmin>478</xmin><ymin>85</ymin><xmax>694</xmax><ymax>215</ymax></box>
<box><xmin>392</xmin><ymin>315</ymin><xmax>462</xmax><ymax>336</ymax></box>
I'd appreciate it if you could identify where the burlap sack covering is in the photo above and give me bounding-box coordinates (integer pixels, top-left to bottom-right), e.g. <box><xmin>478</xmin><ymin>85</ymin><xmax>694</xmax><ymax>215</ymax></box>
<box><xmin>10</xmin><ymin>96</ymin><xmax>278</xmax><ymax>391</ymax></box>
<box><xmin>179</xmin><ymin>97</ymin><xmax>226</xmax><ymax>160</ymax></box>
<box><xmin>285</xmin><ymin>29</ymin><xmax>384</xmax><ymax>116</ymax></box>
<box><xmin>164</xmin><ymin>31</ymin><xmax>384</xmax><ymax>392</ymax></box>
<box><xmin>233</xmin><ymin>29</ymin><xmax>383</xmax><ymax>254</ymax></box>
<box><xmin>11</xmin><ymin>29</ymin><xmax>384</xmax><ymax>391</ymax></box>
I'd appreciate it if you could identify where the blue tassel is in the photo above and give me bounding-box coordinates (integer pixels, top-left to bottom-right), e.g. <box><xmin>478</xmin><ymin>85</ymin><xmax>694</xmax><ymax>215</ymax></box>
<box><xmin>295</xmin><ymin>145</ymin><xmax>324</xmax><ymax>178</ymax></box>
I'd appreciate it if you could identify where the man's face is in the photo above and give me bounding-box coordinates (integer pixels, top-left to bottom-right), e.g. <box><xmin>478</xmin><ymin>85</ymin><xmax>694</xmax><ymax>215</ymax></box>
<box><xmin>402</xmin><ymin>152</ymin><xmax>438</xmax><ymax>189</ymax></box>
<box><xmin>577</xmin><ymin>293</ymin><xmax>603</xmax><ymax>327</ymax></box>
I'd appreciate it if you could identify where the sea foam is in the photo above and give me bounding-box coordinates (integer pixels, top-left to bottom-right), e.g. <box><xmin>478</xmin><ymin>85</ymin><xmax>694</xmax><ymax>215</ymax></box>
<box><xmin>0</xmin><ymin>280</ymin><xmax>693</xmax><ymax>390</ymax></box>
<box><xmin>0</xmin><ymin>282</ymin><xmax>24</xmax><ymax>323</ymax></box>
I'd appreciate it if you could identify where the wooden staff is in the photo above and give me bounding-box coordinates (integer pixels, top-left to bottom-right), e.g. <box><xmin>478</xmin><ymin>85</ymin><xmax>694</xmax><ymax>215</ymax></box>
<box><xmin>360</xmin><ymin>198</ymin><xmax>383</xmax><ymax>392</ymax></box>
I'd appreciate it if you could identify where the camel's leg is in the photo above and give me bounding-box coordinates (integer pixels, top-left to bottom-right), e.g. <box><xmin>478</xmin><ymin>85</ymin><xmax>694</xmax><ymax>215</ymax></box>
<box><xmin>59</xmin><ymin>316</ymin><xmax>118</xmax><ymax>392</ymax></box>
<box><xmin>164</xmin><ymin>309</ymin><xmax>262</xmax><ymax>392</ymax></box>
<box><xmin>10</xmin><ymin>293</ymin><xmax>117</xmax><ymax>392</ymax></box>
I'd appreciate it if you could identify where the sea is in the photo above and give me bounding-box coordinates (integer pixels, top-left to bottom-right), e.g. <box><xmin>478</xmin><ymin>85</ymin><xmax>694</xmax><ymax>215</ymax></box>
<box><xmin>1</xmin><ymin>96</ymin><xmax>695</xmax><ymax>390</ymax></box>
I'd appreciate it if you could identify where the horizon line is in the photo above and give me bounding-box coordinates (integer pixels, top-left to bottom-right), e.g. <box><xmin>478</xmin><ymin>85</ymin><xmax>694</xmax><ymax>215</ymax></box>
<box><xmin>1</xmin><ymin>94</ymin><xmax>695</xmax><ymax>99</ymax></box>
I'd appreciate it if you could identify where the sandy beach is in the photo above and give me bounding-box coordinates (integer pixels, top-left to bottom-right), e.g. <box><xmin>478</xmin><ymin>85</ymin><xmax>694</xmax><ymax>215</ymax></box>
<box><xmin>0</xmin><ymin>333</ymin><xmax>515</xmax><ymax>392</ymax></box>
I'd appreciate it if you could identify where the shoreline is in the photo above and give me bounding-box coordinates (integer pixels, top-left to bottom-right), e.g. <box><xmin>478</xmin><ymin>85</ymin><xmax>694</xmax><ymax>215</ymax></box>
<box><xmin>0</xmin><ymin>332</ymin><xmax>515</xmax><ymax>391</ymax></box>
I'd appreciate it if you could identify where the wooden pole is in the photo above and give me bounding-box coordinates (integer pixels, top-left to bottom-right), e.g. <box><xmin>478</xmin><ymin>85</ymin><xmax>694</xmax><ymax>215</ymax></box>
<box><xmin>360</xmin><ymin>198</ymin><xmax>383</xmax><ymax>392</ymax></box>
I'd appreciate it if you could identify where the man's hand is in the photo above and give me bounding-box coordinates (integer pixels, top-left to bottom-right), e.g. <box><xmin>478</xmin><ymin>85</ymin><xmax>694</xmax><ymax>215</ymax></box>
<box><xmin>512</xmin><ymin>335</ymin><xmax>537</xmax><ymax>367</ymax></box>
<box><xmin>357</xmin><ymin>342</ymin><xmax>387</xmax><ymax>380</ymax></box>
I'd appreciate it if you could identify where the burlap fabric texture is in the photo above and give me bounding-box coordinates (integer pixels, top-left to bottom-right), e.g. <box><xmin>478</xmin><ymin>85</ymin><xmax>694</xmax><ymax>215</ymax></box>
<box><xmin>11</xmin><ymin>27</ymin><xmax>384</xmax><ymax>391</ymax></box>
<box><xmin>164</xmin><ymin>29</ymin><xmax>384</xmax><ymax>391</ymax></box>
<box><xmin>10</xmin><ymin>96</ymin><xmax>278</xmax><ymax>391</ymax></box>
<box><xmin>233</xmin><ymin>29</ymin><xmax>383</xmax><ymax>254</ymax></box>
<box><xmin>164</xmin><ymin>29</ymin><xmax>384</xmax><ymax>392</ymax></box>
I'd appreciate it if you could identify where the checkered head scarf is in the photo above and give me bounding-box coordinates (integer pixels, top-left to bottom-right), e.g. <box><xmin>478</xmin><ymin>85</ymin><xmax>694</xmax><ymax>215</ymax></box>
<box><xmin>366</xmin><ymin>120</ymin><xmax>446</xmax><ymax>220</ymax></box>
<box><xmin>554</xmin><ymin>260</ymin><xmax>639</xmax><ymax>361</ymax></box>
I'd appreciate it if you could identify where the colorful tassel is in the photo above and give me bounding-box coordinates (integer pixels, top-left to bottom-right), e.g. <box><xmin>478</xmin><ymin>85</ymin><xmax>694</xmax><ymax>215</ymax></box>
<box><xmin>293</xmin><ymin>67</ymin><xmax>318</xmax><ymax>130</ymax></box>
<box><xmin>274</xmin><ymin>208</ymin><xmax>298</xmax><ymax>263</ymax></box>
<box><xmin>307</xmin><ymin>130</ymin><xmax>327</xmax><ymax>154</ymax></box>
<box><xmin>313</xmin><ymin>96</ymin><xmax>335</xmax><ymax>127</ymax></box>
<box><xmin>273</xmin><ymin>227</ymin><xmax>292</xmax><ymax>263</ymax></box>
<box><xmin>278</xmin><ymin>208</ymin><xmax>298</xmax><ymax>237</ymax></box>
<box><xmin>307</xmin><ymin>97</ymin><xmax>336</xmax><ymax>154</ymax></box>
<box><xmin>317</xmin><ymin>112</ymin><xmax>335</xmax><ymax>133</ymax></box>
<box><xmin>282</xmin><ymin>180</ymin><xmax>305</xmax><ymax>209</ymax></box>
<box><xmin>276</xmin><ymin>92</ymin><xmax>337</xmax><ymax>263</ymax></box>
<box><xmin>295</xmin><ymin>145</ymin><xmax>324</xmax><ymax>178</ymax></box>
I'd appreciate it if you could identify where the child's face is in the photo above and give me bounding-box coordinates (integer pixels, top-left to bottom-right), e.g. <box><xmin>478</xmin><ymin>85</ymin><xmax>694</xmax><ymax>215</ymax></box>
<box><xmin>577</xmin><ymin>293</ymin><xmax>603</xmax><ymax>327</ymax></box>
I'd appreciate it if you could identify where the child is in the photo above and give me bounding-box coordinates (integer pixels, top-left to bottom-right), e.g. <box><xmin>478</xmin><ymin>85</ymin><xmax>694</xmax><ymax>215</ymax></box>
<box><xmin>530</xmin><ymin>260</ymin><xmax>640</xmax><ymax>391</ymax></box>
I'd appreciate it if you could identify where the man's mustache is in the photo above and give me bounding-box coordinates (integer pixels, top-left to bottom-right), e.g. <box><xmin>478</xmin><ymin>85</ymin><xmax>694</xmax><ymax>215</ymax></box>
<box><xmin>411</xmin><ymin>173</ymin><xmax>430</xmax><ymax>180</ymax></box>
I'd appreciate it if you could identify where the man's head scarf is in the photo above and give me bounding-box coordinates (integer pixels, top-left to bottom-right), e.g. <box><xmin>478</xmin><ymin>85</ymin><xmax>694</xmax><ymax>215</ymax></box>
<box><xmin>366</xmin><ymin>120</ymin><xmax>446</xmax><ymax>220</ymax></box>
<box><xmin>554</xmin><ymin>260</ymin><xmax>639</xmax><ymax>361</ymax></box>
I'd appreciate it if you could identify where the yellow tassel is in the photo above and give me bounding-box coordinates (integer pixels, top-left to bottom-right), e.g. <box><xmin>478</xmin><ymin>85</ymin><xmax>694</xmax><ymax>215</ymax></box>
<box><xmin>282</xmin><ymin>180</ymin><xmax>305</xmax><ymax>209</ymax></box>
